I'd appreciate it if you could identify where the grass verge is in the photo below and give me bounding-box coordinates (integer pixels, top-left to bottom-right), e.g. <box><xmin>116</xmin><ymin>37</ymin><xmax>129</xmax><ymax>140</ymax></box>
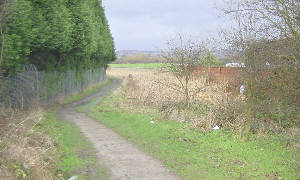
<box><xmin>76</xmin><ymin>98</ymin><xmax>97</xmax><ymax>113</ymax></box>
<box><xmin>39</xmin><ymin>111</ymin><xmax>106</xmax><ymax>180</ymax></box>
<box><xmin>63</xmin><ymin>79</ymin><xmax>111</xmax><ymax>104</ymax></box>
<box><xmin>86</xmin><ymin>91</ymin><xmax>300</xmax><ymax>180</ymax></box>
<box><xmin>108</xmin><ymin>63</ymin><xmax>166</xmax><ymax>69</ymax></box>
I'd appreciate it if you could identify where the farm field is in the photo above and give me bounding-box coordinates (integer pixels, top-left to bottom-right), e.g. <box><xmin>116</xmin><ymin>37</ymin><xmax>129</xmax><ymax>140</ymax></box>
<box><xmin>108</xmin><ymin>63</ymin><xmax>166</xmax><ymax>69</ymax></box>
<box><xmin>85</xmin><ymin>68</ymin><xmax>300</xmax><ymax>179</ymax></box>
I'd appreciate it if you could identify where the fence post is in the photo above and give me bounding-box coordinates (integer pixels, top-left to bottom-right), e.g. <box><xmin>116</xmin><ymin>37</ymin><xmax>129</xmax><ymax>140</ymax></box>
<box><xmin>36</xmin><ymin>69</ymin><xmax>40</xmax><ymax>105</ymax></box>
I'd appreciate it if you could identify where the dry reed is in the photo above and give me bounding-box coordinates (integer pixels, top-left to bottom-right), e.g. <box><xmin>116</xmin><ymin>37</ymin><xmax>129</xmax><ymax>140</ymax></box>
<box><xmin>107</xmin><ymin>68</ymin><xmax>242</xmax><ymax>130</ymax></box>
<box><xmin>108</xmin><ymin>68</ymin><xmax>231</xmax><ymax>105</ymax></box>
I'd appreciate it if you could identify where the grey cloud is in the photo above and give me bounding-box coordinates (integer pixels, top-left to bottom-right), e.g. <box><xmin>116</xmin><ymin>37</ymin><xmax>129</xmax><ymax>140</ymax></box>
<box><xmin>102</xmin><ymin>0</ymin><xmax>226</xmax><ymax>50</ymax></box>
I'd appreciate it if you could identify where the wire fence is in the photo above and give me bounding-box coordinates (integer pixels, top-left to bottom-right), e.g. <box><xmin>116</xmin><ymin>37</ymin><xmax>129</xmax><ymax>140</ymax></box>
<box><xmin>0</xmin><ymin>65</ymin><xmax>106</xmax><ymax>110</ymax></box>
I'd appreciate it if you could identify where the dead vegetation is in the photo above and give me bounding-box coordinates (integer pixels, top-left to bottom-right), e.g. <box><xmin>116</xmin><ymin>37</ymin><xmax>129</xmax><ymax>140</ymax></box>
<box><xmin>109</xmin><ymin>69</ymin><xmax>232</xmax><ymax>105</ymax></box>
<box><xmin>219</xmin><ymin>0</ymin><xmax>300</xmax><ymax>140</ymax></box>
<box><xmin>108</xmin><ymin>67</ymin><xmax>299</xmax><ymax>135</ymax></box>
<box><xmin>0</xmin><ymin>107</ymin><xmax>60</xmax><ymax>180</ymax></box>
<box><xmin>107</xmin><ymin>68</ymin><xmax>245</xmax><ymax>130</ymax></box>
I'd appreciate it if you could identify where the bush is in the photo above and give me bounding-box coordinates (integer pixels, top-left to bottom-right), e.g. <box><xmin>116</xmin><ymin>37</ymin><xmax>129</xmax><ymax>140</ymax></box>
<box><xmin>192</xmin><ymin>96</ymin><xmax>246</xmax><ymax>131</ymax></box>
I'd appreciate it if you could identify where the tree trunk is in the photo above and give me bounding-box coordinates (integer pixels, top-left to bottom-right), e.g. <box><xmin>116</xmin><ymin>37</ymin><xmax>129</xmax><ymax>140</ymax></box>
<box><xmin>241</xmin><ymin>74</ymin><xmax>255</xmax><ymax>141</ymax></box>
<box><xmin>184</xmin><ymin>76</ymin><xmax>190</xmax><ymax>107</ymax></box>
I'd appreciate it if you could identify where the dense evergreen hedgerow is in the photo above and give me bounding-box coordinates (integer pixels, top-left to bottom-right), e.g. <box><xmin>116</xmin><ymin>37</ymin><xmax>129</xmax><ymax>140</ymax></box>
<box><xmin>0</xmin><ymin>0</ymin><xmax>115</xmax><ymax>73</ymax></box>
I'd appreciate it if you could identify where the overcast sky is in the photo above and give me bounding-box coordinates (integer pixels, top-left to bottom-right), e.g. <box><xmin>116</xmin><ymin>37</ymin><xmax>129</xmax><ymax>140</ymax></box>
<box><xmin>102</xmin><ymin>0</ymin><xmax>226</xmax><ymax>51</ymax></box>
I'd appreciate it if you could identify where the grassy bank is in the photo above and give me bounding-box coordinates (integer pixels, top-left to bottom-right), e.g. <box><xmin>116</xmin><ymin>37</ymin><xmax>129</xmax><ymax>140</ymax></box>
<box><xmin>0</xmin><ymin>109</ymin><xmax>106</xmax><ymax>179</ymax></box>
<box><xmin>63</xmin><ymin>79</ymin><xmax>111</xmax><ymax>104</ymax></box>
<box><xmin>0</xmin><ymin>76</ymin><xmax>111</xmax><ymax>179</ymax></box>
<box><xmin>40</xmin><ymin>111</ymin><xmax>106</xmax><ymax>180</ymax></box>
<box><xmin>108</xmin><ymin>63</ymin><xmax>165</xmax><ymax>69</ymax></box>
<box><xmin>86</xmin><ymin>91</ymin><xmax>300</xmax><ymax>180</ymax></box>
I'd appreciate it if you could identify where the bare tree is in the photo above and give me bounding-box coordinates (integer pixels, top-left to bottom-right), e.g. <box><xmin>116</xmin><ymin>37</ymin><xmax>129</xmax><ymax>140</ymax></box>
<box><xmin>160</xmin><ymin>34</ymin><xmax>209</xmax><ymax>107</ymax></box>
<box><xmin>221</xmin><ymin>0</ymin><xmax>299</xmax><ymax>59</ymax></box>
<box><xmin>220</xmin><ymin>0</ymin><xmax>300</xmax><ymax>140</ymax></box>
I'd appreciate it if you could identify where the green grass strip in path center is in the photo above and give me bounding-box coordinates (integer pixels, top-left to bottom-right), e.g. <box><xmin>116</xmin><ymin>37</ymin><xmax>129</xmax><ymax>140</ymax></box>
<box><xmin>62</xmin><ymin>79</ymin><xmax>112</xmax><ymax>104</ymax></box>
<box><xmin>39</xmin><ymin>112</ymin><xmax>106</xmax><ymax>180</ymax></box>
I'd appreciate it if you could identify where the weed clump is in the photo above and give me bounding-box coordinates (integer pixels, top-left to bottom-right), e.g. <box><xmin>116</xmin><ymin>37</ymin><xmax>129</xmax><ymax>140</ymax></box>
<box><xmin>0</xmin><ymin>108</ymin><xmax>60</xmax><ymax>180</ymax></box>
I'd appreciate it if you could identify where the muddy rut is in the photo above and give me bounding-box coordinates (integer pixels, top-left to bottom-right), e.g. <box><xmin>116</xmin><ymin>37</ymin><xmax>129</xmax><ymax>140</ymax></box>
<box><xmin>59</xmin><ymin>79</ymin><xmax>183</xmax><ymax>180</ymax></box>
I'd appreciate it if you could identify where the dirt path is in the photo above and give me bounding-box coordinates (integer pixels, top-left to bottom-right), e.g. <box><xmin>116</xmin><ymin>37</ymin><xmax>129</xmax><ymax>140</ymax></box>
<box><xmin>59</xmin><ymin>79</ymin><xmax>183</xmax><ymax>180</ymax></box>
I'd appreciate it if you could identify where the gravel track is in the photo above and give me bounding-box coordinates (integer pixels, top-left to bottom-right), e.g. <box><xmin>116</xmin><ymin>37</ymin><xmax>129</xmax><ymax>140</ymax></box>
<box><xmin>59</xmin><ymin>79</ymin><xmax>183</xmax><ymax>180</ymax></box>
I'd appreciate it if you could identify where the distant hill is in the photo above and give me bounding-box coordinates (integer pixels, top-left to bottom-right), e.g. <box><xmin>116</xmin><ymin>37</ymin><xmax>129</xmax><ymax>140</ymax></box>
<box><xmin>114</xmin><ymin>50</ymin><xmax>229</xmax><ymax>65</ymax></box>
<box><xmin>113</xmin><ymin>50</ymin><xmax>163</xmax><ymax>64</ymax></box>
<box><xmin>117</xmin><ymin>50</ymin><xmax>161</xmax><ymax>58</ymax></box>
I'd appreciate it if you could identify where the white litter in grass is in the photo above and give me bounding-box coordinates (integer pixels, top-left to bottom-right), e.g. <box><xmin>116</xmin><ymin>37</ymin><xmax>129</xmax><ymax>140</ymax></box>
<box><xmin>150</xmin><ymin>121</ymin><xmax>155</xmax><ymax>124</ymax></box>
<box><xmin>68</xmin><ymin>176</ymin><xmax>77</xmax><ymax>180</ymax></box>
<box><xmin>213</xmin><ymin>125</ymin><xmax>220</xmax><ymax>130</ymax></box>
<box><xmin>240</xmin><ymin>85</ymin><xmax>245</xmax><ymax>95</ymax></box>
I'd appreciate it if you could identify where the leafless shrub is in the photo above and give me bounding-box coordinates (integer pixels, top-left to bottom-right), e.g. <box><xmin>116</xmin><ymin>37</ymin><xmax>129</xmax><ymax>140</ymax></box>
<box><xmin>126</xmin><ymin>74</ymin><xmax>138</xmax><ymax>89</ymax></box>
<box><xmin>124</xmin><ymin>74</ymin><xmax>140</xmax><ymax>99</ymax></box>
<box><xmin>160</xmin><ymin>34</ymin><xmax>210</xmax><ymax>107</ymax></box>
<box><xmin>219</xmin><ymin>0</ymin><xmax>300</xmax><ymax>140</ymax></box>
